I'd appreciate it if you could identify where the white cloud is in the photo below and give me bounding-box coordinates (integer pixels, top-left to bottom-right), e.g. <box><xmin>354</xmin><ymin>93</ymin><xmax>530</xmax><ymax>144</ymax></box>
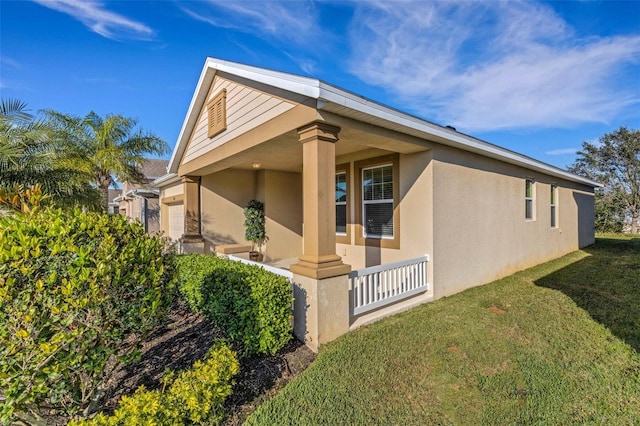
<box><xmin>32</xmin><ymin>0</ymin><xmax>154</xmax><ymax>40</ymax></box>
<box><xmin>1</xmin><ymin>56</ymin><xmax>22</xmax><ymax>69</ymax></box>
<box><xmin>348</xmin><ymin>1</ymin><xmax>640</xmax><ymax>131</ymax></box>
<box><xmin>546</xmin><ymin>148</ymin><xmax>580</xmax><ymax>156</ymax></box>
<box><xmin>179</xmin><ymin>0</ymin><xmax>321</xmax><ymax>46</ymax></box>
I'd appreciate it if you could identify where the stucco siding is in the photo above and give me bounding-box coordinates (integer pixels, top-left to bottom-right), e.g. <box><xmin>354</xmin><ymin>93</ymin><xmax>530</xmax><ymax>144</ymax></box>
<box><xmin>183</xmin><ymin>76</ymin><xmax>296</xmax><ymax>164</ymax></box>
<box><xmin>261</xmin><ymin>170</ymin><xmax>303</xmax><ymax>262</ymax></box>
<box><xmin>431</xmin><ymin>145</ymin><xmax>595</xmax><ymax>298</ymax></box>
<box><xmin>200</xmin><ymin>169</ymin><xmax>256</xmax><ymax>250</ymax></box>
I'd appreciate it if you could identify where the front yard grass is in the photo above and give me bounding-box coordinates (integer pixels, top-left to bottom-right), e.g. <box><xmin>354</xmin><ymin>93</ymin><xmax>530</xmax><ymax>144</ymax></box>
<box><xmin>247</xmin><ymin>236</ymin><xmax>640</xmax><ymax>425</ymax></box>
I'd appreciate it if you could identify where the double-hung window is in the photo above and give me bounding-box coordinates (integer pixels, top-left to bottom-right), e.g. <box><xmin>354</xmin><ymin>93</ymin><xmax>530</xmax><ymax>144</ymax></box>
<box><xmin>550</xmin><ymin>185</ymin><xmax>557</xmax><ymax>228</ymax></box>
<box><xmin>354</xmin><ymin>154</ymin><xmax>399</xmax><ymax>248</ymax></box>
<box><xmin>362</xmin><ymin>164</ymin><xmax>394</xmax><ymax>238</ymax></box>
<box><xmin>525</xmin><ymin>179</ymin><xmax>534</xmax><ymax>220</ymax></box>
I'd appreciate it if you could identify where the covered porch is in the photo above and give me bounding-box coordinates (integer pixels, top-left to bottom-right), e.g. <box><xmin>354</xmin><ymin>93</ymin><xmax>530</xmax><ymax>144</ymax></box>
<box><xmin>175</xmin><ymin>117</ymin><xmax>433</xmax><ymax>350</ymax></box>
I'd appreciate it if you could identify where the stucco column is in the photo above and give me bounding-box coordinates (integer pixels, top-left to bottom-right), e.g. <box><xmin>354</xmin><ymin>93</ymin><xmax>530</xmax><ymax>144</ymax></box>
<box><xmin>290</xmin><ymin>122</ymin><xmax>351</xmax><ymax>279</ymax></box>
<box><xmin>181</xmin><ymin>175</ymin><xmax>203</xmax><ymax>243</ymax></box>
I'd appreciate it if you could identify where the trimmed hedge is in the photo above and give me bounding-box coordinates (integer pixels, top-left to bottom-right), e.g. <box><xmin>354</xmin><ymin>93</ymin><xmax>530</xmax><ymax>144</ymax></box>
<box><xmin>0</xmin><ymin>208</ymin><xmax>175</xmax><ymax>422</ymax></box>
<box><xmin>70</xmin><ymin>342</ymin><xmax>239</xmax><ymax>426</ymax></box>
<box><xmin>175</xmin><ymin>254</ymin><xmax>292</xmax><ymax>356</ymax></box>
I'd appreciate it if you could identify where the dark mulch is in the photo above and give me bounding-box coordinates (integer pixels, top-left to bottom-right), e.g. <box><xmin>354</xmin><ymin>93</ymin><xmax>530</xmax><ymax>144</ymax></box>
<box><xmin>99</xmin><ymin>298</ymin><xmax>316</xmax><ymax>424</ymax></box>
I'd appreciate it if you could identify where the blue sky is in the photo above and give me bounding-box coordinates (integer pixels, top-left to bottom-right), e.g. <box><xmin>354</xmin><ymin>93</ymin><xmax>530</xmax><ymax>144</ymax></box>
<box><xmin>1</xmin><ymin>0</ymin><xmax>639</xmax><ymax>169</ymax></box>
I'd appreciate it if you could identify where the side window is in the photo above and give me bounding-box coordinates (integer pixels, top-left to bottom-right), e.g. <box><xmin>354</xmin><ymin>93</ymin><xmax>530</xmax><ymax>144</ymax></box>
<box><xmin>354</xmin><ymin>154</ymin><xmax>399</xmax><ymax>249</ymax></box>
<box><xmin>362</xmin><ymin>164</ymin><xmax>394</xmax><ymax>238</ymax></box>
<box><xmin>550</xmin><ymin>185</ymin><xmax>557</xmax><ymax>228</ymax></box>
<box><xmin>525</xmin><ymin>179</ymin><xmax>534</xmax><ymax>220</ymax></box>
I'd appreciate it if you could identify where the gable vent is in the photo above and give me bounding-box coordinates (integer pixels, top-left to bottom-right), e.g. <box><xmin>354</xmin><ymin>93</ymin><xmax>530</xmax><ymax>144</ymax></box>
<box><xmin>207</xmin><ymin>89</ymin><xmax>227</xmax><ymax>138</ymax></box>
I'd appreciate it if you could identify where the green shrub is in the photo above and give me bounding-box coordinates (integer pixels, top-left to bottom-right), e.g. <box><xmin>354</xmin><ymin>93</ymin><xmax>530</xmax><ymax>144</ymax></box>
<box><xmin>175</xmin><ymin>254</ymin><xmax>292</xmax><ymax>356</ymax></box>
<box><xmin>70</xmin><ymin>342</ymin><xmax>239</xmax><ymax>426</ymax></box>
<box><xmin>0</xmin><ymin>208</ymin><xmax>175</xmax><ymax>423</ymax></box>
<box><xmin>173</xmin><ymin>253</ymin><xmax>224</xmax><ymax>311</ymax></box>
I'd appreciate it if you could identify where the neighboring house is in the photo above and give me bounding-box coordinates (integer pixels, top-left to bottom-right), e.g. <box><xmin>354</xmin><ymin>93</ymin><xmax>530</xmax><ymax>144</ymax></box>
<box><xmin>115</xmin><ymin>159</ymin><xmax>168</xmax><ymax>234</ymax></box>
<box><xmin>107</xmin><ymin>189</ymin><xmax>120</xmax><ymax>215</ymax></box>
<box><xmin>154</xmin><ymin>58</ymin><xmax>601</xmax><ymax>351</ymax></box>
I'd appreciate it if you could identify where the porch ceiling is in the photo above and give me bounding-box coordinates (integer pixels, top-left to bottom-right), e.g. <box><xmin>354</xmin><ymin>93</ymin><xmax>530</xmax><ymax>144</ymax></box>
<box><xmin>188</xmin><ymin>125</ymin><xmax>429</xmax><ymax>175</ymax></box>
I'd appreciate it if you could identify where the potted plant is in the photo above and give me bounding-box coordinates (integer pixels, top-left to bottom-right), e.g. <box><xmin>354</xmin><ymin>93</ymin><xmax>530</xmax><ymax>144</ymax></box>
<box><xmin>243</xmin><ymin>199</ymin><xmax>268</xmax><ymax>261</ymax></box>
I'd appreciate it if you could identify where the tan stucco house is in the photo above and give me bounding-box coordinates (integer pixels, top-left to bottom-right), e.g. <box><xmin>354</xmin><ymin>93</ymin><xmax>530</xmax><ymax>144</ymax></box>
<box><xmin>114</xmin><ymin>159</ymin><xmax>168</xmax><ymax>234</ymax></box>
<box><xmin>154</xmin><ymin>58</ymin><xmax>600</xmax><ymax>351</ymax></box>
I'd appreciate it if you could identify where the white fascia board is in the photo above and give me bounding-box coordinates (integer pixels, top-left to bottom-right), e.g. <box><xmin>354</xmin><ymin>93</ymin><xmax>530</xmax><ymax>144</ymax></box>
<box><xmin>167</xmin><ymin>58</ymin><xmax>323</xmax><ymax>173</ymax></box>
<box><xmin>126</xmin><ymin>189</ymin><xmax>159</xmax><ymax>197</ymax></box>
<box><xmin>167</xmin><ymin>57</ymin><xmax>600</xmax><ymax>188</ymax></box>
<box><xmin>168</xmin><ymin>63</ymin><xmax>218</xmax><ymax>173</ymax></box>
<box><xmin>205</xmin><ymin>58</ymin><xmax>321</xmax><ymax>99</ymax></box>
<box><xmin>152</xmin><ymin>173</ymin><xmax>180</xmax><ymax>188</ymax></box>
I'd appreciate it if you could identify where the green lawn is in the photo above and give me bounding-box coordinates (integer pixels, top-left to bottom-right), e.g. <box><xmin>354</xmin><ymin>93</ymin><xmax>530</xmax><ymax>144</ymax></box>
<box><xmin>247</xmin><ymin>236</ymin><xmax>640</xmax><ymax>425</ymax></box>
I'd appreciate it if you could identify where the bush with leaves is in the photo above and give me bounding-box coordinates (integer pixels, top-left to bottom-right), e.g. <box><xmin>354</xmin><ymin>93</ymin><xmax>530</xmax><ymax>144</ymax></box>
<box><xmin>243</xmin><ymin>199</ymin><xmax>268</xmax><ymax>253</ymax></box>
<box><xmin>175</xmin><ymin>254</ymin><xmax>292</xmax><ymax>356</ymax></box>
<box><xmin>0</xmin><ymin>208</ymin><xmax>176</xmax><ymax>423</ymax></box>
<box><xmin>69</xmin><ymin>342</ymin><xmax>239</xmax><ymax>426</ymax></box>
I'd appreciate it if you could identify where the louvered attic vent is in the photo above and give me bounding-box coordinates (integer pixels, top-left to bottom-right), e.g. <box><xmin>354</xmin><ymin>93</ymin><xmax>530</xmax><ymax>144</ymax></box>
<box><xmin>207</xmin><ymin>89</ymin><xmax>227</xmax><ymax>138</ymax></box>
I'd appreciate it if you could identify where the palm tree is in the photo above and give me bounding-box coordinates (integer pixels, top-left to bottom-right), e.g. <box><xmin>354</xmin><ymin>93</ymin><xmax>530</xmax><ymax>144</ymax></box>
<box><xmin>46</xmin><ymin>111</ymin><xmax>169</xmax><ymax>211</ymax></box>
<box><xmin>0</xmin><ymin>99</ymin><xmax>101</xmax><ymax>209</ymax></box>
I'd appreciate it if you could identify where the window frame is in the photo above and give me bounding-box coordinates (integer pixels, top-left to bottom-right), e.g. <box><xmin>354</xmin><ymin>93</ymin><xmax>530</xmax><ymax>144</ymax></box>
<box><xmin>525</xmin><ymin>178</ymin><xmax>535</xmax><ymax>221</ymax></box>
<box><xmin>354</xmin><ymin>154</ymin><xmax>400</xmax><ymax>249</ymax></box>
<box><xmin>335</xmin><ymin>163</ymin><xmax>350</xmax><ymax>244</ymax></box>
<box><xmin>550</xmin><ymin>184</ymin><xmax>558</xmax><ymax>228</ymax></box>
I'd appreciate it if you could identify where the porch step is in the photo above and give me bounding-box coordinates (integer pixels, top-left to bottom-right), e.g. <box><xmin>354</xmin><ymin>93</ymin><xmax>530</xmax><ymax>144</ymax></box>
<box><xmin>215</xmin><ymin>244</ymin><xmax>252</xmax><ymax>254</ymax></box>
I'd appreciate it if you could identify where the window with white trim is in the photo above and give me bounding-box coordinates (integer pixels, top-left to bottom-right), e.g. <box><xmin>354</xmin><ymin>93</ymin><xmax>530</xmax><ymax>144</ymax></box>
<box><xmin>550</xmin><ymin>185</ymin><xmax>557</xmax><ymax>228</ymax></box>
<box><xmin>525</xmin><ymin>179</ymin><xmax>534</xmax><ymax>220</ymax></box>
<box><xmin>336</xmin><ymin>172</ymin><xmax>347</xmax><ymax>235</ymax></box>
<box><xmin>362</xmin><ymin>164</ymin><xmax>394</xmax><ymax>238</ymax></box>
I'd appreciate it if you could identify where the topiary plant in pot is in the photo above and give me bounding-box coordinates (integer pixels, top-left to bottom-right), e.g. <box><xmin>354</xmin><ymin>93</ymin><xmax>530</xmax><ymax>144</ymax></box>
<box><xmin>243</xmin><ymin>199</ymin><xmax>268</xmax><ymax>261</ymax></box>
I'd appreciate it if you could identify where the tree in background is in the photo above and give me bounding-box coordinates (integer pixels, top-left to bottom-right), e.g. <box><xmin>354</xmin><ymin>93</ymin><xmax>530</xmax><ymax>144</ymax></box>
<box><xmin>570</xmin><ymin>126</ymin><xmax>640</xmax><ymax>233</ymax></box>
<box><xmin>45</xmin><ymin>110</ymin><xmax>169</xmax><ymax>211</ymax></box>
<box><xmin>0</xmin><ymin>99</ymin><xmax>101</xmax><ymax>209</ymax></box>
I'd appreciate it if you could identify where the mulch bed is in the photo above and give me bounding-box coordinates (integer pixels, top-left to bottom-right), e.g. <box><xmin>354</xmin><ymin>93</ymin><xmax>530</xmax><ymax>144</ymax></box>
<box><xmin>101</xmin><ymin>298</ymin><xmax>316</xmax><ymax>424</ymax></box>
<box><xmin>40</xmin><ymin>298</ymin><xmax>315</xmax><ymax>425</ymax></box>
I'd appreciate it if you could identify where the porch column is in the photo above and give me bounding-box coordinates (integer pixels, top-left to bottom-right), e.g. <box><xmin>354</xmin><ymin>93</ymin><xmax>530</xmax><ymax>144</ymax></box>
<box><xmin>181</xmin><ymin>175</ymin><xmax>204</xmax><ymax>253</ymax></box>
<box><xmin>290</xmin><ymin>122</ymin><xmax>351</xmax><ymax>279</ymax></box>
<box><xmin>291</xmin><ymin>122</ymin><xmax>351</xmax><ymax>352</ymax></box>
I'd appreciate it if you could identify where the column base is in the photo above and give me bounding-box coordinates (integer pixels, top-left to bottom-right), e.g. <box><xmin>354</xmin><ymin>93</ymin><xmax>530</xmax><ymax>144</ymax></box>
<box><xmin>290</xmin><ymin>254</ymin><xmax>351</xmax><ymax>279</ymax></box>
<box><xmin>292</xmin><ymin>273</ymin><xmax>350</xmax><ymax>352</ymax></box>
<box><xmin>180</xmin><ymin>235</ymin><xmax>205</xmax><ymax>254</ymax></box>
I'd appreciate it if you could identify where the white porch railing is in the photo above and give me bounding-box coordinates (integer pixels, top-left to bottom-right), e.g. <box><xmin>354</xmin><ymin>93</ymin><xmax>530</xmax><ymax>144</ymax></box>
<box><xmin>226</xmin><ymin>254</ymin><xmax>294</xmax><ymax>280</ymax></box>
<box><xmin>350</xmin><ymin>255</ymin><xmax>429</xmax><ymax>316</ymax></box>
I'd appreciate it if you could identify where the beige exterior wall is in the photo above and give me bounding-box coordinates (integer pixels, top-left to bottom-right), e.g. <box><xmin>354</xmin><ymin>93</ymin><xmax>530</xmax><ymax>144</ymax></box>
<box><xmin>261</xmin><ymin>170</ymin><xmax>303</xmax><ymax>262</ymax></box>
<box><xmin>200</xmin><ymin>169</ymin><xmax>255</xmax><ymax>251</ymax></box>
<box><xmin>430</xmin><ymin>145</ymin><xmax>595</xmax><ymax>298</ymax></box>
<box><xmin>183</xmin><ymin>75</ymin><xmax>297</xmax><ymax>164</ymax></box>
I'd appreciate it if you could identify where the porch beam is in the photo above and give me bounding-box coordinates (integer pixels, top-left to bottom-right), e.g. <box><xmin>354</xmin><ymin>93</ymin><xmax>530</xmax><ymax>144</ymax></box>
<box><xmin>290</xmin><ymin>122</ymin><xmax>351</xmax><ymax>279</ymax></box>
<box><xmin>181</xmin><ymin>175</ymin><xmax>203</xmax><ymax>242</ymax></box>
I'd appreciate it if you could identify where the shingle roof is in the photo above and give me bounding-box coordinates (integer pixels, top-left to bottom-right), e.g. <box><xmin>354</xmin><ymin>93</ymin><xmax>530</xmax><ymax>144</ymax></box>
<box><xmin>108</xmin><ymin>189</ymin><xmax>120</xmax><ymax>204</ymax></box>
<box><xmin>139</xmin><ymin>159</ymin><xmax>169</xmax><ymax>180</ymax></box>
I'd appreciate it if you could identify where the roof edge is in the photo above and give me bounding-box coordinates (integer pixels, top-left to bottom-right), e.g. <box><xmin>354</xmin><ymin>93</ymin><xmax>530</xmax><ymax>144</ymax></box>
<box><xmin>166</xmin><ymin>57</ymin><xmax>601</xmax><ymax>188</ymax></box>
